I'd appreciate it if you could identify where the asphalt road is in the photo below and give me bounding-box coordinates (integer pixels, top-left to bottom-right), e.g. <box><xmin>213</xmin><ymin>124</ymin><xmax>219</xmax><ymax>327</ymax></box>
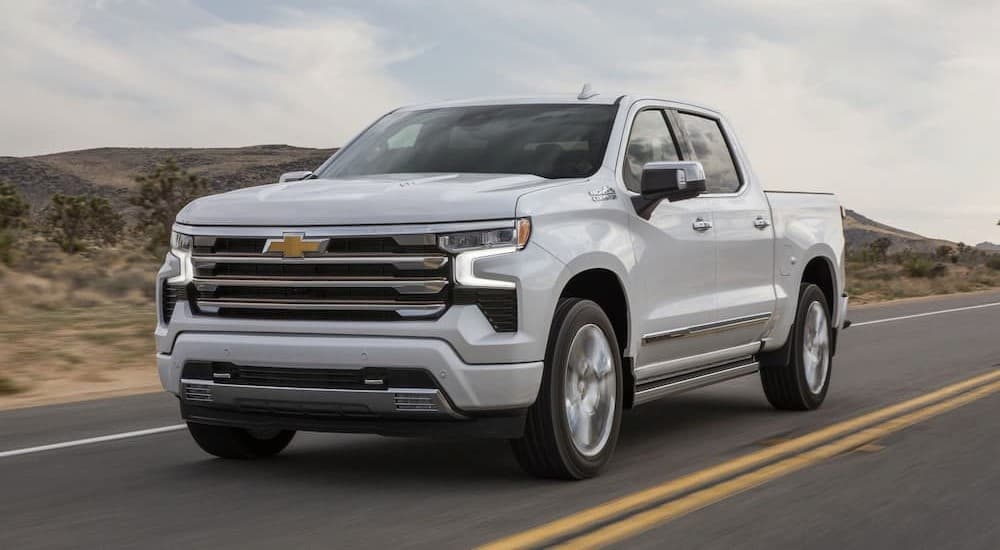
<box><xmin>2</xmin><ymin>291</ymin><xmax>998</xmax><ymax>549</ymax></box>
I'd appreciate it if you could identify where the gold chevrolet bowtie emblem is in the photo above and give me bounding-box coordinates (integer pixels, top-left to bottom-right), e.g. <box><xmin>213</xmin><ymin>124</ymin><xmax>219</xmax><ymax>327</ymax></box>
<box><xmin>263</xmin><ymin>233</ymin><xmax>328</xmax><ymax>258</ymax></box>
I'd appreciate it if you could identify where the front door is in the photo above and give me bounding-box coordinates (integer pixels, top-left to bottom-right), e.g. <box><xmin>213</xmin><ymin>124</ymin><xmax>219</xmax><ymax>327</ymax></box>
<box><xmin>621</xmin><ymin>107</ymin><xmax>722</xmax><ymax>382</ymax></box>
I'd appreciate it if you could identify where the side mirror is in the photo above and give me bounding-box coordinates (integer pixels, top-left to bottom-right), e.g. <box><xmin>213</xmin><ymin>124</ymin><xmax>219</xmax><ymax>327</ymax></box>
<box><xmin>279</xmin><ymin>170</ymin><xmax>315</xmax><ymax>183</ymax></box>
<box><xmin>639</xmin><ymin>161</ymin><xmax>706</xmax><ymax>202</ymax></box>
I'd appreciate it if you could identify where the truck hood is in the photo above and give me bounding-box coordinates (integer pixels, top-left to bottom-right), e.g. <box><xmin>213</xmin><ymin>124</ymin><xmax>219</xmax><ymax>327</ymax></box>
<box><xmin>176</xmin><ymin>173</ymin><xmax>572</xmax><ymax>226</ymax></box>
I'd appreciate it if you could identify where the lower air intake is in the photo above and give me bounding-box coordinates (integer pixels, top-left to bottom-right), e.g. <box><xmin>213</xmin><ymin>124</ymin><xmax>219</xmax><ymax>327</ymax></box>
<box><xmin>393</xmin><ymin>393</ymin><xmax>439</xmax><ymax>413</ymax></box>
<box><xmin>184</xmin><ymin>384</ymin><xmax>213</xmax><ymax>403</ymax></box>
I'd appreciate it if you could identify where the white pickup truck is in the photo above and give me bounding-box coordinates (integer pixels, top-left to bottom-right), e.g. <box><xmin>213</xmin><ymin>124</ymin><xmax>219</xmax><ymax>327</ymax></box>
<box><xmin>157</xmin><ymin>89</ymin><xmax>847</xmax><ymax>479</ymax></box>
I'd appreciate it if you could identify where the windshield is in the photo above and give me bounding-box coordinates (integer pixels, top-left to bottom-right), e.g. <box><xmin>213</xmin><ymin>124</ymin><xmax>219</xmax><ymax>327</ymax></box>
<box><xmin>318</xmin><ymin>104</ymin><xmax>617</xmax><ymax>180</ymax></box>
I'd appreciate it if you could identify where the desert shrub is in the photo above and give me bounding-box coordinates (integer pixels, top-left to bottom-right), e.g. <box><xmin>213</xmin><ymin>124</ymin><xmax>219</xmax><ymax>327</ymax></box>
<box><xmin>0</xmin><ymin>230</ymin><xmax>14</xmax><ymax>266</ymax></box>
<box><xmin>0</xmin><ymin>182</ymin><xmax>31</xmax><ymax>266</ymax></box>
<box><xmin>0</xmin><ymin>181</ymin><xmax>29</xmax><ymax>229</ymax></box>
<box><xmin>928</xmin><ymin>262</ymin><xmax>948</xmax><ymax>278</ymax></box>
<box><xmin>986</xmin><ymin>255</ymin><xmax>1000</xmax><ymax>271</ymax></box>
<box><xmin>935</xmin><ymin>245</ymin><xmax>954</xmax><ymax>259</ymax></box>
<box><xmin>130</xmin><ymin>159</ymin><xmax>208</xmax><ymax>254</ymax></box>
<box><xmin>0</xmin><ymin>374</ymin><xmax>23</xmax><ymax>395</ymax></box>
<box><xmin>866</xmin><ymin>237</ymin><xmax>892</xmax><ymax>263</ymax></box>
<box><xmin>42</xmin><ymin>194</ymin><xmax>124</xmax><ymax>253</ymax></box>
<box><xmin>903</xmin><ymin>256</ymin><xmax>947</xmax><ymax>278</ymax></box>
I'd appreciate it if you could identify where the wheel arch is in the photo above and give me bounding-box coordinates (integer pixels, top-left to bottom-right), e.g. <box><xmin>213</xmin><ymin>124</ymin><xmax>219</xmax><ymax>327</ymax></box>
<box><xmin>800</xmin><ymin>255</ymin><xmax>838</xmax><ymax>321</ymax></box>
<box><xmin>557</xmin><ymin>266</ymin><xmax>634</xmax><ymax>408</ymax></box>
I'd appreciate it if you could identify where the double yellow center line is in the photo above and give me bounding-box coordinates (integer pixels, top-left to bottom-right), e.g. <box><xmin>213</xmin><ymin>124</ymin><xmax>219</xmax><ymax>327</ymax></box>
<box><xmin>479</xmin><ymin>369</ymin><xmax>1000</xmax><ymax>550</ymax></box>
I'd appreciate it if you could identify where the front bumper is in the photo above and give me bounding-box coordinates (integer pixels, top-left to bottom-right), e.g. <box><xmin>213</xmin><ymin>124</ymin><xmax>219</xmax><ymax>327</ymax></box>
<box><xmin>181</xmin><ymin>403</ymin><xmax>528</xmax><ymax>439</ymax></box>
<box><xmin>158</xmin><ymin>332</ymin><xmax>544</xmax><ymax>419</ymax></box>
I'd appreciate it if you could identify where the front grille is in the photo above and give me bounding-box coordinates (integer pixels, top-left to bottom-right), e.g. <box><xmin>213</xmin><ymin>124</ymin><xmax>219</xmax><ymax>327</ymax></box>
<box><xmin>187</xmin><ymin>233</ymin><xmax>450</xmax><ymax>321</ymax></box>
<box><xmin>182</xmin><ymin>361</ymin><xmax>438</xmax><ymax>391</ymax></box>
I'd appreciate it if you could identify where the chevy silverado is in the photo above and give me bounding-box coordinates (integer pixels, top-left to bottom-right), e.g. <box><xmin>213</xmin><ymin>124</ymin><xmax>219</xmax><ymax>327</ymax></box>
<box><xmin>157</xmin><ymin>89</ymin><xmax>847</xmax><ymax>479</ymax></box>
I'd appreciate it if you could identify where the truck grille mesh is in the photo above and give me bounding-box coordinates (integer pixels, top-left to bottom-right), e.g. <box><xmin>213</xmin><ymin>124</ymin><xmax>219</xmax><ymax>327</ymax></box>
<box><xmin>187</xmin><ymin>234</ymin><xmax>450</xmax><ymax>321</ymax></box>
<box><xmin>182</xmin><ymin>362</ymin><xmax>438</xmax><ymax>391</ymax></box>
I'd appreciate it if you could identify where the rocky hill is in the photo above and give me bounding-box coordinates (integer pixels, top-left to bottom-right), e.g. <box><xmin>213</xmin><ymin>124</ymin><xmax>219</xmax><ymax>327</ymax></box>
<box><xmin>844</xmin><ymin>209</ymin><xmax>956</xmax><ymax>254</ymax></box>
<box><xmin>0</xmin><ymin>146</ymin><xmax>986</xmax><ymax>255</ymax></box>
<box><xmin>0</xmin><ymin>145</ymin><xmax>336</xmax><ymax>210</ymax></box>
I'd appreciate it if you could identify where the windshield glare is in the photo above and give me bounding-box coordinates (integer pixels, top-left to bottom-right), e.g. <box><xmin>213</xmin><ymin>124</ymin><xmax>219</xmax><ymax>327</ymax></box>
<box><xmin>319</xmin><ymin>104</ymin><xmax>617</xmax><ymax>180</ymax></box>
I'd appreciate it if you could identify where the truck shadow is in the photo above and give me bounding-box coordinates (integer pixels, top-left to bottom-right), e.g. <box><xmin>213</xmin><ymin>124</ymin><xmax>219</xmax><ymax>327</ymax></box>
<box><xmin>174</xmin><ymin>389</ymin><xmax>776</xmax><ymax>484</ymax></box>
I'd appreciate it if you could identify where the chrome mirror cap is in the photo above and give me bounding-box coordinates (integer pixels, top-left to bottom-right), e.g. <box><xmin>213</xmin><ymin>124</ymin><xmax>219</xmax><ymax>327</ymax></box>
<box><xmin>278</xmin><ymin>170</ymin><xmax>315</xmax><ymax>183</ymax></box>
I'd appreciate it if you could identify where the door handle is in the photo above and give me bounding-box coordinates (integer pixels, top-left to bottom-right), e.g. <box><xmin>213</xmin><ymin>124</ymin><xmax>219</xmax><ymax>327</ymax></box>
<box><xmin>692</xmin><ymin>217</ymin><xmax>713</xmax><ymax>232</ymax></box>
<box><xmin>753</xmin><ymin>216</ymin><xmax>771</xmax><ymax>229</ymax></box>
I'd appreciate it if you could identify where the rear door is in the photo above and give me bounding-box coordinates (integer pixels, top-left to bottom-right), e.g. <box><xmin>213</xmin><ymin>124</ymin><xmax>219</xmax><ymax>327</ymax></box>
<box><xmin>674</xmin><ymin>111</ymin><xmax>776</xmax><ymax>350</ymax></box>
<box><xmin>620</xmin><ymin>104</ymin><xmax>723</xmax><ymax>381</ymax></box>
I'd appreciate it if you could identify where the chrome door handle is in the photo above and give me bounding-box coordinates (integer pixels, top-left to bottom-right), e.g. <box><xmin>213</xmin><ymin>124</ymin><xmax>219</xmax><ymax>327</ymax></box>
<box><xmin>753</xmin><ymin>216</ymin><xmax>771</xmax><ymax>229</ymax></box>
<box><xmin>692</xmin><ymin>218</ymin><xmax>713</xmax><ymax>232</ymax></box>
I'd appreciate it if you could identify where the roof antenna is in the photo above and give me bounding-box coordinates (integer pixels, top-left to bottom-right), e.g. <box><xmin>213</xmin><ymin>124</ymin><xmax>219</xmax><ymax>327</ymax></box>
<box><xmin>577</xmin><ymin>82</ymin><xmax>599</xmax><ymax>100</ymax></box>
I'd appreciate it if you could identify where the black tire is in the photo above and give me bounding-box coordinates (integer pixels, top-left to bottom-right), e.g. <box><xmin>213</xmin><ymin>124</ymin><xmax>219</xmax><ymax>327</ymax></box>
<box><xmin>511</xmin><ymin>298</ymin><xmax>624</xmax><ymax>480</ymax></box>
<box><xmin>187</xmin><ymin>422</ymin><xmax>295</xmax><ymax>459</ymax></box>
<box><xmin>760</xmin><ymin>283</ymin><xmax>832</xmax><ymax>410</ymax></box>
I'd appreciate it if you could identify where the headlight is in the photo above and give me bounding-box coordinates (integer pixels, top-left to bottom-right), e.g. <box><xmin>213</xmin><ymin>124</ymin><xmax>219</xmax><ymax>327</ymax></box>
<box><xmin>167</xmin><ymin>231</ymin><xmax>194</xmax><ymax>284</ymax></box>
<box><xmin>438</xmin><ymin>218</ymin><xmax>531</xmax><ymax>253</ymax></box>
<box><xmin>171</xmin><ymin>231</ymin><xmax>193</xmax><ymax>253</ymax></box>
<box><xmin>443</xmin><ymin>219</ymin><xmax>530</xmax><ymax>289</ymax></box>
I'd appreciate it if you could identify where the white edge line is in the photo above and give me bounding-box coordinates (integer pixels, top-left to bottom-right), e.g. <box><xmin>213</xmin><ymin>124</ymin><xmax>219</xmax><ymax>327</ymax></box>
<box><xmin>851</xmin><ymin>301</ymin><xmax>1000</xmax><ymax>327</ymax></box>
<box><xmin>1</xmin><ymin>301</ymin><xmax>997</xmax><ymax>459</ymax></box>
<box><xmin>0</xmin><ymin>424</ymin><xmax>186</xmax><ymax>459</ymax></box>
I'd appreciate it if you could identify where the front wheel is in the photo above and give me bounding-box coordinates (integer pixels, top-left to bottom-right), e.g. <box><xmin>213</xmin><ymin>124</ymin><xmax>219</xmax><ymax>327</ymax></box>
<box><xmin>760</xmin><ymin>283</ymin><xmax>833</xmax><ymax>410</ymax></box>
<box><xmin>187</xmin><ymin>422</ymin><xmax>295</xmax><ymax>459</ymax></box>
<box><xmin>511</xmin><ymin>298</ymin><xmax>623</xmax><ymax>479</ymax></box>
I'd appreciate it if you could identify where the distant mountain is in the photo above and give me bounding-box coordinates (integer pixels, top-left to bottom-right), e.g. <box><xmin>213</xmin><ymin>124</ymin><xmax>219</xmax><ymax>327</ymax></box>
<box><xmin>0</xmin><ymin>156</ymin><xmax>120</xmax><ymax>206</ymax></box>
<box><xmin>0</xmin><ymin>146</ymin><xmax>979</xmax><ymax>254</ymax></box>
<box><xmin>842</xmin><ymin>210</ymin><xmax>957</xmax><ymax>254</ymax></box>
<box><xmin>977</xmin><ymin>242</ymin><xmax>1000</xmax><ymax>252</ymax></box>
<box><xmin>0</xmin><ymin>145</ymin><xmax>336</xmax><ymax>209</ymax></box>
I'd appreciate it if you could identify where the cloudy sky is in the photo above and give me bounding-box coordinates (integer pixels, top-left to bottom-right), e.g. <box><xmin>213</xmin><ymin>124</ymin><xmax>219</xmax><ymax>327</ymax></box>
<box><xmin>1</xmin><ymin>0</ymin><xmax>998</xmax><ymax>243</ymax></box>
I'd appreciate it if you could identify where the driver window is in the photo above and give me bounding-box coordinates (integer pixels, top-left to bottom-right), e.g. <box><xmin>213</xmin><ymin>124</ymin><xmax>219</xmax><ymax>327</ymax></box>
<box><xmin>623</xmin><ymin>109</ymin><xmax>680</xmax><ymax>192</ymax></box>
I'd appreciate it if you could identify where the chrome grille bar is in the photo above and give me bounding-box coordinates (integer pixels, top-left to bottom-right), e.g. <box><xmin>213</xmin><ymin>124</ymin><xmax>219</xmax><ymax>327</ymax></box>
<box><xmin>192</xmin><ymin>255</ymin><xmax>448</xmax><ymax>270</ymax></box>
<box><xmin>187</xmin><ymin>233</ymin><xmax>452</xmax><ymax>321</ymax></box>
<box><xmin>197</xmin><ymin>299</ymin><xmax>447</xmax><ymax>317</ymax></box>
<box><xmin>193</xmin><ymin>277</ymin><xmax>448</xmax><ymax>295</ymax></box>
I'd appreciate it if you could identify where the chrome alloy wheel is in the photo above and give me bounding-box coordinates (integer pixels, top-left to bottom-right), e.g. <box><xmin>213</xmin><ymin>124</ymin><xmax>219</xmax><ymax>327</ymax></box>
<box><xmin>563</xmin><ymin>323</ymin><xmax>617</xmax><ymax>457</ymax></box>
<box><xmin>802</xmin><ymin>301</ymin><xmax>831</xmax><ymax>394</ymax></box>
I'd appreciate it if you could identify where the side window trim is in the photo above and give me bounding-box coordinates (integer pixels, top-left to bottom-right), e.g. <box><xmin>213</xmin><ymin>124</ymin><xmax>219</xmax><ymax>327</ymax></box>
<box><xmin>673</xmin><ymin>109</ymin><xmax>746</xmax><ymax>195</ymax></box>
<box><xmin>656</xmin><ymin>109</ymin><xmax>684</xmax><ymax>162</ymax></box>
<box><xmin>620</xmin><ymin>107</ymin><xmax>685</xmax><ymax>193</ymax></box>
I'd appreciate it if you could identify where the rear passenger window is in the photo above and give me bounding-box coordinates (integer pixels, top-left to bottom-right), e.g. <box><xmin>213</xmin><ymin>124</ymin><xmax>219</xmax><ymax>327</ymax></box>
<box><xmin>677</xmin><ymin>113</ymin><xmax>741</xmax><ymax>194</ymax></box>
<box><xmin>623</xmin><ymin>109</ymin><xmax>681</xmax><ymax>192</ymax></box>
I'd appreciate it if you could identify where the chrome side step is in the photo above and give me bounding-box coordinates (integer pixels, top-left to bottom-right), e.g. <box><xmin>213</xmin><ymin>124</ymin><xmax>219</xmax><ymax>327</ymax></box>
<box><xmin>633</xmin><ymin>359</ymin><xmax>760</xmax><ymax>406</ymax></box>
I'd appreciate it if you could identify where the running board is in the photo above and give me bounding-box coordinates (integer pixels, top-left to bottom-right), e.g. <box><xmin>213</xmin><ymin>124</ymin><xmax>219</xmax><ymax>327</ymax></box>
<box><xmin>633</xmin><ymin>359</ymin><xmax>760</xmax><ymax>406</ymax></box>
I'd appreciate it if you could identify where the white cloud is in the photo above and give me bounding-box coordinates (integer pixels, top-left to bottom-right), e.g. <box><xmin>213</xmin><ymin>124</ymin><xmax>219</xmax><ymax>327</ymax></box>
<box><xmin>0</xmin><ymin>0</ymin><xmax>412</xmax><ymax>156</ymax></box>
<box><xmin>0</xmin><ymin>0</ymin><xmax>997</xmax><ymax>243</ymax></box>
<box><xmin>468</xmin><ymin>0</ymin><xmax>1000</xmax><ymax>243</ymax></box>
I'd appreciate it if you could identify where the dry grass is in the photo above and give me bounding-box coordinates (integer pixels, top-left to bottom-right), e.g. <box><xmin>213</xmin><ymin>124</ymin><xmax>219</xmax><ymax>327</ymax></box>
<box><xmin>0</xmin><ymin>240</ymin><xmax>161</xmax><ymax>408</ymax></box>
<box><xmin>1</xmin><ymin>238</ymin><xmax>997</xmax><ymax>409</ymax></box>
<box><xmin>0</xmin><ymin>302</ymin><xmax>160</xmax><ymax>408</ymax></box>
<box><xmin>847</xmin><ymin>261</ymin><xmax>1000</xmax><ymax>304</ymax></box>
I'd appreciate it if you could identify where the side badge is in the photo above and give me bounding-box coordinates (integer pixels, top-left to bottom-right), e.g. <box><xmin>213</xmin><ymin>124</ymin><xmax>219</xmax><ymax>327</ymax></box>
<box><xmin>588</xmin><ymin>186</ymin><xmax>617</xmax><ymax>202</ymax></box>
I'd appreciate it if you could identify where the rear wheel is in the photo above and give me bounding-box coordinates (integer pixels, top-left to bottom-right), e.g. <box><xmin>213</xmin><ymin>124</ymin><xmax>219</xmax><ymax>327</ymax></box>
<box><xmin>187</xmin><ymin>422</ymin><xmax>295</xmax><ymax>459</ymax></box>
<box><xmin>511</xmin><ymin>298</ymin><xmax>623</xmax><ymax>479</ymax></box>
<box><xmin>760</xmin><ymin>283</ymin><xmax>832</xmax><ymax>410</ymax></box>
